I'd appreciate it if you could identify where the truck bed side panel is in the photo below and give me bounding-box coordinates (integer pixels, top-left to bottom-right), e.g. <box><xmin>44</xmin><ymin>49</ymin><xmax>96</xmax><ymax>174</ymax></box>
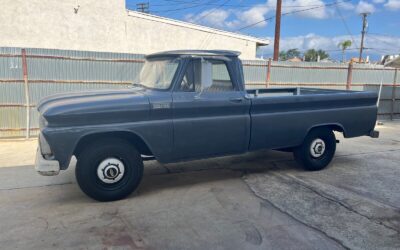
<box><xmin>249</xmin><ymin>91</ymin><xmax>378</xmax><ymax>151</ymax></box>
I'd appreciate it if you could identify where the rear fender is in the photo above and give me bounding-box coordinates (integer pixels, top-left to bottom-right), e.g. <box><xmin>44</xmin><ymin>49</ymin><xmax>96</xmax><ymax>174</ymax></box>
<box><xmin>301</xmin><ymin>123</ymin><xmax>346</xmax><ymax>143</ymax></box>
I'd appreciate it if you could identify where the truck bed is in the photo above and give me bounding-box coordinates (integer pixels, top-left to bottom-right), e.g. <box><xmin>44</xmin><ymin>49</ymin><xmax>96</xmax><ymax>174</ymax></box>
<box><xmin>246</xmin><ymin>87</ymin><xmax>378</xmax><ymax>151</ymax></box>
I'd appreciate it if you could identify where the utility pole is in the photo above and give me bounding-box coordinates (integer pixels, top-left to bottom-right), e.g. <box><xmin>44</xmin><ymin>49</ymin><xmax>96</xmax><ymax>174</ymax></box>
<box><xmin>358</xmin><ymin>13</ymin><xmax>369</xmax><ymax>63</ymax></box>
<box><xmin>137</xmin><ymin>2</ymin><xmax>149</xmax><ymax>13</ymax></box>
<box><xmin>273</xmin><ymin>0</ymin><xmax>282</xmax><ymax>61</ymax></box>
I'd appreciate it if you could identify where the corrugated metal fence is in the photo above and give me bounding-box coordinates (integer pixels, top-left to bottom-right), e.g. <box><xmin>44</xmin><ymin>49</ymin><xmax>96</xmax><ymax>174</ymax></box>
<box><xmin>1</xmin><ymin>47</ymin><xmax>399</xmax><ymax>138</ymax></box>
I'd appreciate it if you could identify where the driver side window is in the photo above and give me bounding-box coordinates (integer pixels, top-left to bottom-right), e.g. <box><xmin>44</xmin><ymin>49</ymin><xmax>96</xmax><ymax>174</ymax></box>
<box><xmin>178</xmin><ymin>60</ymin><xmax>200</xmax><ymax>92</ymax></box>
<box><xmin>178</xmin><ymin>58</ymin><xmax>234</xmax><ymax>92</ymax></box>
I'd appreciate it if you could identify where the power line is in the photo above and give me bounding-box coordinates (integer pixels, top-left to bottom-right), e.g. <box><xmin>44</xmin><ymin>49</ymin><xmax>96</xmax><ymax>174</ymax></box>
<box><xmin>364</xmin><ymin>33</ymin><xmax>400</xmax><ymax>54</ymax></box>
<box><xmin>194</xmin><ymin>0</ymin><xmax>232</xmax><ymax>22</ymax></box>
<box><xmin>155</xmin><ymin>4</ymin><xmax>329</xmax><ymax>8</ymax></box>
<box><xmin>367</xmin><ymin>36</ymin><xmax>400</xmax><ymax>51</ymax></box>
<box><xmin>152</xmin><ymin>2</ymin><xmax>329</xmax><ymax>9</ymax></box>
<box><xmin>151</xmin><ymin>0</ymin><xmax>219</xmax><ymax>13</ymax></box>
<box><xmin>151</xmin><ymin>0</ymin><xmax>204</xmax><ymax>7</ymax></box>
<box><xmin>368</xmin><ymin>32</ymin><xmax>400</xmax><ymax>38</ymax></box>
<box><xmin>262</xmin><ymin>48</ymin><xmax>366</xmax><ymax>58</ymax></box>
<box><xmin>158</xmin><ymin>0</ymin><xmax>202</xmax><ymax>2</ymax></box>
<box><xmin>325</xmin><ymin>48</ymin><xmax>365</xmax><ymax>52</ymax></box>
<box><xmin>334</xmin><ymin>4</ymin><xmax>358</xmax><ymax>49</ymax></box>
<box><xmin>367</xmin><ymin>48</ymin><xmax>400</xmax><ymax>54</ymax></box>
<box><xmin>150</xmin><ymin>0</ymin><xmax>332</xmax><ymax>13</ymax></box>
<box><xmin>156</xmin><ymin>0</ymin><xmax>330</xmax><ymax>7</ymax></box>
<box><xmin>367</xmin><ymin>35</ymin><xmax>393</xmax><ymax>47</ymax></box>
<box><xmin>188</xmin><ymin>0</ymin><xmax>226</xmax><ymax>19</ymax></box>
<box><xmin>194</xmin><ymin>0</ymin><xmax>325</xmax><ymax>49</ymax></box>
<box><xmin>235</xmin><ymin>0</ymin><xmax>353</xmax><ymax>32</ymax></box>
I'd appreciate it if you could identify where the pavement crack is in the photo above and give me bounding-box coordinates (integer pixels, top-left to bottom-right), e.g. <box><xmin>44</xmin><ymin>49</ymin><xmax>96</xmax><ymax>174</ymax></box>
<box><xmin>241</xmin><ymin>176</ymin><xmax>350</xmax><ymax>250</ymax></box>
<box><xmin>0</xmin><ymin>181</ymin><xmax>74</xmax><ymax>191</ymax></box>
<box><xmin>335</xmin><ymin>148</ymin><xmax>400</xmax><ymax>158</ymax></box>
<box><xmin>280</xmin><ymin>173</ymin><xmax>400</xmax><ymax>234</ymax></box>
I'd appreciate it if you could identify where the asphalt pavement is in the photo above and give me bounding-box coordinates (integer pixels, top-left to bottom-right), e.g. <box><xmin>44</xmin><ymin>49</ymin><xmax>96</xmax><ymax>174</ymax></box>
<box><xmin>0</xmin><ymin>121</ymin><xmax>399</xmax><ymax>250</ymax></box>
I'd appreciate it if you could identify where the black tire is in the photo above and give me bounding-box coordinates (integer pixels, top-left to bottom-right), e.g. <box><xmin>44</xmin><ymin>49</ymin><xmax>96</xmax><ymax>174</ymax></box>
<box><xmin>293</xmin><ymin>128</ymin><xmax>336</xmax><ymax>171</ymax></box>
<box><xmin>75</xmin><ymin>138</ymin><xmax>143</xmax><ymax>201</ymax></box>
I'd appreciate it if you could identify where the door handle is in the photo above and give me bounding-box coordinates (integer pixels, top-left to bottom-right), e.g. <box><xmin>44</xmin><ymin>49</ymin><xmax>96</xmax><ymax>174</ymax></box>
<box><xmin>229</xmin><ymin>97</ymin><xmax>244</xmax><ymax>103</ymax></box>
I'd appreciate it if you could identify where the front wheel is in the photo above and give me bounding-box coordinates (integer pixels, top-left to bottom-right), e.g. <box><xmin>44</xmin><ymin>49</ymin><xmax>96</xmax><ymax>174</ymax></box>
<box><xmin>293</xmin><ymin>128</ymin><xmax>336</xmax><ymax>171</ymax></box>
<box><xmin>75</xmin><ymin>138</ymin><xmax>143</xmax><ymax>201</ymax></box>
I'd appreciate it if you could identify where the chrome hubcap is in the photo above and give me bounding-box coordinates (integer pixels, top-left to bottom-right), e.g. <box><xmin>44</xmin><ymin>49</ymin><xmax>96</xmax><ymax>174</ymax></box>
<box><xmin>310</xmin><ymin>139</ymin><xmax>326</xmax><ymax>158</ymax></box>
<box><xmin>97</xmin><ymin>158</ymin><xmax>125</xmax><ymax>184</ymax></box>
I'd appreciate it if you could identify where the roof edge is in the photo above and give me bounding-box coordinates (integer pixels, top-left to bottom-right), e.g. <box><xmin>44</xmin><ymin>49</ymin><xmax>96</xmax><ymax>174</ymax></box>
<box><xmin>127</xmin><ymin>10</ymin><xmax>269</xmax><ymax>46</ymax></box>
<box><xmin>146</xmin><ymin>50</ymin><xmax>241</xmax><ymax>59</ymax></box>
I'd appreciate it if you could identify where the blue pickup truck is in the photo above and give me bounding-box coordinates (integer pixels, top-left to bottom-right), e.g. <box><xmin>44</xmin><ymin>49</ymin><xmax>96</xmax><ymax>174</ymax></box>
<box><xmin>35</xmin><ymin>50</ymin><xmax>379</xmax><ymax>201</ymax></box>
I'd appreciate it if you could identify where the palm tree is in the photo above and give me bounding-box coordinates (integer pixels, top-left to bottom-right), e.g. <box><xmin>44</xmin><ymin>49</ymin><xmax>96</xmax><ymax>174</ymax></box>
<box><xmin>304</xmin><ymin>49</ymin><xmax>329</xmax><ymax>62</ymax></box>
<box><xmin>338</xmin><ymin>40</ymin><xmax>352</xmax><ymax>63</ymax></box>
<box><xmin>279</xmin><ymin>49</ymin><xmax>301</xmax><ymax>61</ymax></box>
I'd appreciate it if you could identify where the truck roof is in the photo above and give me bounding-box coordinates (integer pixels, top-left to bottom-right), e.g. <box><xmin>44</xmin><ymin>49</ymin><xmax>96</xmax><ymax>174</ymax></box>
<box><xmin>146</xmin><ymin>50</ymin><xmax>241</xmax><ymax>59</ymax></box>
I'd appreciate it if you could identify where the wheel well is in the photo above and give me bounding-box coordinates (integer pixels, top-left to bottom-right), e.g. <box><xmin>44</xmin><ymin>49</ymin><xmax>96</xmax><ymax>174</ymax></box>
<box><xmin>310</xmin><ymin>124</ymin><xmax>345</xmax><ymax>135</ymax></box>
<box><xmin>73</xmin><ymin>131</ymin><xmax>153</xmax><ymax>158</ymax></box>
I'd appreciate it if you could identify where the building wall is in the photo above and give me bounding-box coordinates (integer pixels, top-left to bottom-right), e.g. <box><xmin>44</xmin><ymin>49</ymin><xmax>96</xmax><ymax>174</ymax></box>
<box><xmin>0</xmin><ymin>0</ymin><xmax>261</xmax><ymax>59</ymax></box>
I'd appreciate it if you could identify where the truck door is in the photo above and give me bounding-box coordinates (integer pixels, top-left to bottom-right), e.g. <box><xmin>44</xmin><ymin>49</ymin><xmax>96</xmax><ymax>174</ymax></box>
<box><xmin>172</xmin><ymin>58</ymin><xmax>251</xmax><ymax>161</ymax></box>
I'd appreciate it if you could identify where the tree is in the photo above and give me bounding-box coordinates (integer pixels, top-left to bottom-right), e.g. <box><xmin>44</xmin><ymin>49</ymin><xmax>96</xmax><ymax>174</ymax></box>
<box><xmin>279</xmin><ymin>51</ymin><xmax>288</xmax><ymax>61</ymax></box>
<box><xmin>338</xmin><ymin>40</ymin><xmax>352</xmax><ymax>63</ymax></box>
<box><xmin>279</xmin><ymin>48</ymin><xmax>301</xmax><ymax>61</ymax></box>
<box><xmin>304</xmin><ymin>49</ymin><xmax>329</xmax><ymax>62</ymax></box>
<box><xmin>286</xmin><ymin>49</ymin><xmax>301</xmax><ymax>59</ymax></box>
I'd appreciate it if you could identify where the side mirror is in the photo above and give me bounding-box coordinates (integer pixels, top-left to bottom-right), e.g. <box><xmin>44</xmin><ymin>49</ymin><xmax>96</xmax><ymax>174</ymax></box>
<box><xmin>200</xmin><ymin>60</ymin><xmax>212</xmax><ymax>91</ymax></box>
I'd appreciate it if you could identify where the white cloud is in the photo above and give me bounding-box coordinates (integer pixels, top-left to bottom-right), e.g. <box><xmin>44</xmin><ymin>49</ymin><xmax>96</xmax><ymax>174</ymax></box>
<box><xmin>185</xmin><ymin>9</ymin><xmax>233</xmax><ymax>29</ymax></box>
<box><xmin>264</xmin><ymin>0</ymin><xmax>330</xmax><ymax>19</ymax></box>
<box><xmin>237</xmin><ymin>4</ymin><xmax>271</xmax><ymax>28</ymax></box>
<box><xmin>384</xmin><ymin>0</ymin><xmax>400</xmax><ymax>9</ymax></box>
<box><xmin>372</xmin><ymin>0</ymin><xmax>385</xmax><ymax>3</ymax></box>
<box><xmin>185</xmin><ymin>3</ymin><xmax>273</xmax><ymax>29</ymax></box>
<box><xmin>338</xmin><ymin>1</ymin><xmax>356</xmax><ymax>10</ymax></box>
<box><xmin>282</xmin><ymin>0</ymin><xmax>329</xmax><ymax>19</ymax></box>
<box><xmin>356</xmin><ymin>1</ymin><xmax>376</xmax><ymax>13</ymax></box>
<box><xmin>259</xmin><ymin>33</ymin><xmax>400</xmax><ymax>59</ymax></box>
<box><xmin>260</xmin><ymin>34</ymin><xmax>355</xmax><ymax>55</ymax></box>
<box><xmin>184</xmin><ymin>0</ymin><xmax>332</xmax><ymax>30</ymax></box>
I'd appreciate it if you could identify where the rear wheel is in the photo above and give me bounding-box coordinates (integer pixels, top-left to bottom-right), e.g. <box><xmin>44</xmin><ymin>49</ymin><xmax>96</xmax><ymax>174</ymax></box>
<box><xmin>75</xmin><ymin>138</ymin><xmax>143</xmax><ymax>201</ymax></box>
<box><xmin>293</xmin><ymin>128</ymin><xmax>336</xmax><ymax>171</ymax></box>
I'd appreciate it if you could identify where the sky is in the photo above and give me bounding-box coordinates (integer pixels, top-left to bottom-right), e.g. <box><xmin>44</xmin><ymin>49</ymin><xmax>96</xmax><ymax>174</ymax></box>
<box><xmin>126</xmin><ymin>0</ymin><xmax>400</xmax><ymax>61</ymax></box>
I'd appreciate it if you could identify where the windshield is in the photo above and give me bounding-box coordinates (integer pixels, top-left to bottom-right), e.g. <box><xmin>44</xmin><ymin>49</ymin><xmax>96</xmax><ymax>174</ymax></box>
<box><xmin>137</xmin><ymin>58</ymin><xmax>179</xmax><ymax>90</ymax></box>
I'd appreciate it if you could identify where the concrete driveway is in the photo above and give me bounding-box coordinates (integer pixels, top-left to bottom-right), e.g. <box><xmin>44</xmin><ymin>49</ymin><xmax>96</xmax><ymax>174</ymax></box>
<box><xmin>0</xmin><ymin>121</ymin><xmax>399</xmax><ymax>250</ymax></box>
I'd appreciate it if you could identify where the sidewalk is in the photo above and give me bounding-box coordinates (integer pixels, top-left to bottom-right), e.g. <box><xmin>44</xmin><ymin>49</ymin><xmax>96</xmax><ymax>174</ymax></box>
<box><xmin>0</xmin><ymin>139</ymin><xmax>37</xmax><ymax>168</ymax></box>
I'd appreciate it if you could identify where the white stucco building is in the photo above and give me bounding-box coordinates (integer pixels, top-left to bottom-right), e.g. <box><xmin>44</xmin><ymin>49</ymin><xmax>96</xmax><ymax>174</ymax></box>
<box><xmin>0</xmin><ymin>0</ymin><xmax>268</xmax><ymax>59</ymax></box>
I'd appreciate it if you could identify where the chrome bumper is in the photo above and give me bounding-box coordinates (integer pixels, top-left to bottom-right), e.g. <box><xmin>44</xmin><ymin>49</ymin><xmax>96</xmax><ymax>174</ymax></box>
<box><xmin>35</xmin><ymin>147</ymin><xmax>60</xmax><ymax>176</ymax></box>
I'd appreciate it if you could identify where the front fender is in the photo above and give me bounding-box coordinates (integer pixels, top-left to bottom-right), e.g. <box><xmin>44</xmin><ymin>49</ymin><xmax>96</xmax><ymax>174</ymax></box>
<box><xmin>42</xmin><ymin>127</ymin><xmax>84</xmax><ymax>170</ymax></box>
<box><xmin>43</xmin><ymin>121</ymin><xmax>173</xmax><ymax>169</ymax></box>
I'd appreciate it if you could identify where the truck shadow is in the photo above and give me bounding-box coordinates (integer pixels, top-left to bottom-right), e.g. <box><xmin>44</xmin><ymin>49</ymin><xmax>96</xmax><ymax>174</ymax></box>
<box><xmin>135</xmin><ymin>150</ymin><xmax>299</xmax><ymax>197</ymax></box>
